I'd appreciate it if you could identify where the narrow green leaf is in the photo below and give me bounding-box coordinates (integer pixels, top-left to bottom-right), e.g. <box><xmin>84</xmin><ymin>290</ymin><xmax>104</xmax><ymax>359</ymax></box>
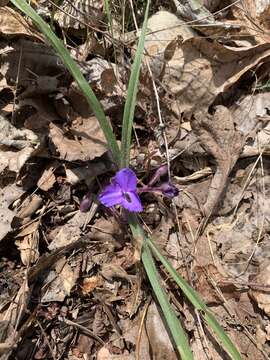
<box><xmin>120</xmin><ymin>0</ymin><xmax>150</xmax><ymax>168</ymax></box>
<box><xmin>11</xmin><ymin>0</ymin><xmax>121</xmax><ymax>166</ymax></box>
<box><xmin>128</xmin><ymin>214</ymin><xmax>193</xmax><ymax>360</ymax></box>
<box><xmin>146</xmin><ymin>237</ymin><xmax>242</xmax><ymax>360</ymax></box>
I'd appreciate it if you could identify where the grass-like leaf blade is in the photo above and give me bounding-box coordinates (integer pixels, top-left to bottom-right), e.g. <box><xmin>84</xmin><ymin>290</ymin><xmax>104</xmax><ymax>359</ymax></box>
<box><xmin>128</xmin><ymin>214</ymin><xmax>194</xmax><ymax>360</ymax></box>
<box><xmin>120</xmin><ymin>0</ymin><xmax>150</xmax><ymax>168</ymax></box>
<box><xmin>146</xmin><ymin>237</ymin><xmax>242</xmax><ymax>360</ymax></box>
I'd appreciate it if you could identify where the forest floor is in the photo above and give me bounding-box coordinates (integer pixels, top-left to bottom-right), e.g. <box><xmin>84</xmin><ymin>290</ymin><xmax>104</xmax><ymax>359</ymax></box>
<box><xmin>1</xmin><ymin>1</ymin><xmax>270</xmax><ymax>359</ymax></box>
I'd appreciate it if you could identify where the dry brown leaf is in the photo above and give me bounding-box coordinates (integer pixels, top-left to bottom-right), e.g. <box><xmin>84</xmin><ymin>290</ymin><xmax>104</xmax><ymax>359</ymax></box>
<box><xmin>145</xmin><ymin>302</ymin><xmax>177</xmax><ymax>359</ymax></box>
<box><xmin>195</xmin><ymin>265</ymin><xmax>240</xmax><ymax>304</ymax></box>
<box><xmin>0</xmin><ymin>114</ymin><xmax>40</xmax><ymax>175</ymax></box>
<box><xmin>37</xmin><ymin>163</ymin><xmax>57</xmax><ymax>191</ymax></box>
<box><xmin>0</xmin><ymin>184</ymin><xmax>23</xmax><ymax>241</ymax></box>
<box><xmin>1</xmin><ymin>39</ymin><xmax>66</xmax><ymax>87</ymax></box>
<box><xmin>81</xmin><ymin>276</ymin><xmax>103</xmax><ymax>295</ymax></box>
<box><xmin>100</xmin><ymin>264</ymin><xmax>135</xmax><ymax>283</ymax></box>
<box><xmin>0</xmin><ymin>6</ymin><xmax>42</xmax><ymax>39</ymax></box>
<box><xmin>41</xmin><ymin>257</ymin><xmax>78</xmax><ymax>302</ymax></box>
<box><xmin>14</xmin><ymin>194</ymin><xmax>43</xmax><ymax>226</ymax></box>
<box><xmin>97</xmin><ymin>347</ymin><xmax>133</xmax><ymax>360</ymax></box>
<box><xmin>250</xmin><ymin>261</ymin><xmax>270</xmax><ymax>316</ymax></box>
<box><xmin>65</xmin><ymin>161</ymin><xmax>108</xmax><ymax>186</ymax></box>
<box><xmin>144</xmin><ymin>11</ymin><xmax>195</xmax><ymax>56</ymax></box>
<box><xmin>0</xmin><ymin>113</ymin><xmax>38</xmax><ymax>149</ymax></box>
<box><xmin>20</xmin><ymin>97</ymin><xmax>61</xmax><ymax>134</ymax></box>
<box><xmin>55</xmin><ymin>0</ymin><xmax>104</xmax><ymax>29</ymax></box>
<box><xmin>48</xmin><ymin>211</ymin><xmax>88</xmax><ymax>250</ymax></box>
<box><xmin>145</xmin><ymin>24</ymin><xmax>270</xmax><ymax>114</ymax></box>
<box><xmin>15</xmin><ymin>221</ymin><xmax>40</xmax><ymax>265</ymax></box>
<box><xmin>231</xmin><ymin>0</ymin><xmax>270</xmax><ymax>42</ymax></box>
<box><xmin>192</xmin><ymin>106</ymin><xmax>244</xmax><ymax>217</ymax></box>
<box><xmin>232</xmin><ymin>93</ymin><xmax>270</xmax><ymax>157</ymax></box>
<box><xmin>48</xmin><ymin>116</ymin><xmax>108</xmax><ymax>162</ymax></box>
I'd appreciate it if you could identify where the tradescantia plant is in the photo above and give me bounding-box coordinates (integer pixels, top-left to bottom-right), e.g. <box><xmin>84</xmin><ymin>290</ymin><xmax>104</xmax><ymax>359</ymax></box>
<box><xmin>10</xmin><ymin>1</ymin><xmax>242</xmax><ymax>359</ymax></box>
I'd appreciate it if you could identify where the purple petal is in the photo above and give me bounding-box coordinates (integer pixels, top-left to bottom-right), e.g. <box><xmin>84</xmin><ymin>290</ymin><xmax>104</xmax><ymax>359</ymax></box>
<box><xmin>115</xmin><ymin>168</ymin><xmax>137</xmax><ymax>192</ymax></box>
<box><xmin>98</xmin><ymin>182</ymin><xmax>122</xmax><ymax>207</ymax></box>
<box><xmin>121</xmin><ymin>191</ymin><xmax>143</xmax><ymax>212</ymax></box>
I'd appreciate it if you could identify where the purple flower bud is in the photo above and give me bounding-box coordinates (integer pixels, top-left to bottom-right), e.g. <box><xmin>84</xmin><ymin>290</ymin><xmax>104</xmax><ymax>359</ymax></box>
<box><xmin>80</xmin><ymin>193</ymin><xmax>92</xmax><ymax>212</ymax></box>
<box><xmin>148</xmin><ymin>165</ymin><xmax>168</xmax><ymax>186</ymax></box>
<box><xmin>157</xmin><ymin>182</ymin><xmax>179</xmax><ymax>198</ymax></box>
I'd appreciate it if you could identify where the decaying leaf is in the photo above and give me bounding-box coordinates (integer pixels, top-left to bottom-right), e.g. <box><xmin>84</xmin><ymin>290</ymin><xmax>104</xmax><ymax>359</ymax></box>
<box><xmin>231</xmin><ymin>0</ymin><xmax>270</xmax><ymax>42</ymax></box>
<box><xmin>81</xmin><ymin>276</ymin><xmax>103</xmax><ymax>295</ymax></box>
<box><xmin>37</xmin><ymin>163</ymin><xmax>57</xmax><ymax>191</ymax></box>
<box><xmin>144</xmin><ymin>302</ymin><xmax>177</xmax><ymax>359</ymax></box>
<box><xmin>250</xmin><ymin>261</ymin><xmax>270</xmax><ymax>316</ymax></box>
<box><xmin>0</xmin><ymin>113</ymin><xmax>40</xmax><ymax>174</ymax></box>
<box><xmin>48</xmin><ymin>211</ymin><xmax>88</xmax><ymax>250</ymax></box>
<box><xmin>0</xmin><ymin>183</ymin><xmax>23</xmax><ymax>241</ymax></box>
<box><xmin>144</xmin><ymin>21</ymin><xmax>270</xmax><ymax>114</ymax></box>
<box><xmin>0</xmin><ymin>6</ymin><xmax>42</xmax><ymax>39</ymax></box>
<box><xmin>65</xmin><ymin>161</ymin><xmax>109</xmax><ymax>186</ymax></box>
<box><xmin>41</xmin><ymin>256</ymin><xmax>78</xmax><ymax>302</ymax></box>
<box><xmin>0</xmin><ymin>39</ymin><xmax>66</xmax><ymax>87</ymax></box>
<box><xmin>48</xmin><ymin>115</ymin><xmax>108</xmax><ymax>162</ymax></box>
<box><xmin>15</xmin><ymin>221</ymin><xmax>40</xmax><ymax>265</ymax></box>
<box><xmin>14</xmin><ymin>194</ymin><xmax>43</xmax><ymax>226</ymax></box>
<box><xmin>55</xmin><ymin>0</ymin><xmax>104</xmax><ymax>29</ymax></box>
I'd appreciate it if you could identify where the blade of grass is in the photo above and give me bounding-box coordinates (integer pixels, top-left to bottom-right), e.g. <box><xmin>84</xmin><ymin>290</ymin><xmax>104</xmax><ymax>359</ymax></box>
<box><xmin>120</xmin><ymin>0</ymin><xmax>150</xmax><ymax>168</ymax></box>
<box><xmin>128</xmin><ymin>214</ymin><xmax>193</xmax><ymax>360</ymax></box>
<box><xmin>146</xmin><ymin>237</ymin><xmax>242</xmax><ymax>360</ymax></box>
<box><xmin>10</xmin><ymin>0</ymin><xmax>121</xmax><ymax>166</ymax></box>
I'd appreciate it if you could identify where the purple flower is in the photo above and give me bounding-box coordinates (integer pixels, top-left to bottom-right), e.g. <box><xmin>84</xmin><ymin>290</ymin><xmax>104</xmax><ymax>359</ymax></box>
<box><xmin>98</xmin><ymin>168</ymin><xmax>143</xmax><ymax>212</ymax></box>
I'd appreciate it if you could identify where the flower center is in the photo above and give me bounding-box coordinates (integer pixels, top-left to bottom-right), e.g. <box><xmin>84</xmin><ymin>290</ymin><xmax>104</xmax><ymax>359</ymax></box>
<box><xmin>123</xmin><ymin>192</ymin><xmax>132</xmax><ymax>203</ymax></box>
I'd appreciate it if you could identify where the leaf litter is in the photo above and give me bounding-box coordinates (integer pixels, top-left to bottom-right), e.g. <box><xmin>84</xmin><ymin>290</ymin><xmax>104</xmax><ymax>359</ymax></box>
<box><xmin>1</xmin><ymin>1</ymin><xmax>270</xmax><ymax>359</ymax></box>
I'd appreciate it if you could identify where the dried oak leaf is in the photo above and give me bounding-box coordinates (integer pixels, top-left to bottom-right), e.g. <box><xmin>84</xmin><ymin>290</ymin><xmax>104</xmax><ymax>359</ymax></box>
<box><xmin>145</xmin><ymin>24</ymin><xmax>270</xmax><ymax>114</ymax></box>
<box><xmin>192</xmin><ymin>106</ymin><xmax>244</xmax><ymax>217</ymax></box>
<box><xmin>48</xmin><ymin>116</ymin><xmax>108</xmax><ymax>162</ymax></box>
